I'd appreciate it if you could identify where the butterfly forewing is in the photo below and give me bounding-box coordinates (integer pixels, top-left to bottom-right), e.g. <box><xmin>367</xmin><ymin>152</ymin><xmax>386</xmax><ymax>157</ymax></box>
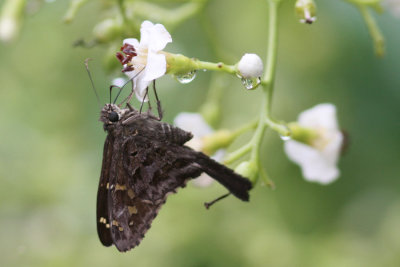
<box><xmin>97</xmin><ymin>135</ymin><xmax>114</xmax><ymax>246</ymax></box>
<box><xmin>103</xmin><ymin>133</ymin><xmax>195</xmax><ymax>251</ymax></box>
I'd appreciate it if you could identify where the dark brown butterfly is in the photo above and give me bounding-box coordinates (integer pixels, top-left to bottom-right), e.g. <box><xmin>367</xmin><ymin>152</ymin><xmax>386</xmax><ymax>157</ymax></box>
<box><xmin>97</xmin><ymin>103</ymin><xmax>252</xmax><ymax>252</ymax></box>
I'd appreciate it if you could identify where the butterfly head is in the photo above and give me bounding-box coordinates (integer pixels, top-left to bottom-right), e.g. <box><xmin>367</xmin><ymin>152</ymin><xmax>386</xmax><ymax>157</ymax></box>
<box><xmin>100</xmin><ymin>103</ymin><xmax>126</xmax><ymax>125</ymax></box>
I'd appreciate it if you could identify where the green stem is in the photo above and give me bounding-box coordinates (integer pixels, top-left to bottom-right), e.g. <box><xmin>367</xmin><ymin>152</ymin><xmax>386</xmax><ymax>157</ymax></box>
<box><xmin>224</xmin><ymin>0</ymin><xmax>282</xmax><ymax>167</ymax></box>
<box><xmin>64</xmin><ymin>0</ymin><xmax>89</xmax><ymax>23</ymax></box>
<box><xmin>265</xmin><ymin>117</ymin><xmax>290</xmax><ymax>137</ymax></box>
<box><xmin>224</xmin><ymin>143</ymin><xmax>253</xmax><ymax>165</ymax></box>
<box><xmin>231</xmin><ymin>120</ymin><xmax>258</xmax><ymax>138</ymax></box>
<box><xmin>118</xmin><ymin>0</ymin><xmax>128</xmax><ymax>23</ymax></box>
<box><xmin>357</xmin><ymin>4</ymin><xmax>385</xmax><ymax>57</ymax></box>
<box><xmin>260</xmin><ymin>167</ymin><xmax>275</xmax><ymax>189</ymax></box>
<box><xmin>261</xmin><ymin>0</ymin><xmax>280</xmax><ymax>95</ymax></box>
<box><xmin>249</xmin><ymin>0</ymin><xmax>281</xmax><ymax>163</ymax></box>
<box><xmin>250</xmin><ymin>97</ymin><xmax>268</xmax><ymax>163</ymax></box>
<box><xmin>195</xmin><ymin>60</ymin><xmax>237</xmax><ymax>75</ymax></box>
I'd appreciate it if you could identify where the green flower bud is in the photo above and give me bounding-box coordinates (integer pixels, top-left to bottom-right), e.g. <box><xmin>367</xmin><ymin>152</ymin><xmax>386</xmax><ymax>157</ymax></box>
<box><xmin>93</xmin><ymin>18</ymin><xmax>123</xmax><ymax>43</ymax></box>
<box><xmin>295</xmin><ymin>0</ymin><xmax>317</xmax><ymax>24</ymax></box>
<box><xmin>234</xmin><ymin>161</ymin><xmax>258</xmax><ymax>183</ymax></box>
<box><xmin>200</xmin><ymin>101</ymin><xmax>220</xmax><ymax>128</ymax></box>
<box><xmin>202</xmin><ymin>130</ymin><xmax>235</xmax><ymax>155</ymax></box>
<box><xmin>0</xmin><ymin>0</ymin><xmax>26</xmax><ymax>42</ymax></box>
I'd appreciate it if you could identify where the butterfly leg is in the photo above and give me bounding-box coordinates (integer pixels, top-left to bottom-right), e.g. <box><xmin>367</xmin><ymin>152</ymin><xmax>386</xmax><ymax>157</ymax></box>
<box><xmin>152</xmin><ymin>80</ymin><xmax>163</xmax><ymax>121</ymax></box>
<box><xmin>139</xmin><ymin>88</ymin><xmax>149</xmax><ymax>114</ymax></box>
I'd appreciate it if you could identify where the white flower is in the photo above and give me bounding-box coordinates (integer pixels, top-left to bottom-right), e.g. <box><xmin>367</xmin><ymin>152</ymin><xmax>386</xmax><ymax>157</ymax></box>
<box><xmin>0</xmin><ymin>17</ymin><xmax>17</xmax><ymax>42</ymax></box>
<box><xmin>295</xmin><ymin>0</ymin><xmax>317</xmax><ymax>24</ymax></box>
<box><xmin>174</xmin><ymin>112</ymin><xmax>223</xmax><ymax>187</ymax></box>
<box><xmin>119</xmin><ymin>21</ymin><xmax>172</xmax><ymax>102</ymax></box>
<box><xmin>237</xmin><ymin>53</ymin><xmax>264</xmax><ymax>78</ymax></box>
<box><xmin>284</xmin><ymin>103</ymin><xmax>343</xmax><ymax>184</ymax></box>
<box><xmin>383</xmin><ymin>0</ymin><xmax>400</xmax><ymax>18</ymax></box>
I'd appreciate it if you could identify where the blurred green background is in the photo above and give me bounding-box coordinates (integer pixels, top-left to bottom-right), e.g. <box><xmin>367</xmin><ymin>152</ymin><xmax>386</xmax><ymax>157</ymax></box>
<box><xmin>0</xmin><ymin>0</ymin><xmax>399</xmax><ymax>266</ymax></box>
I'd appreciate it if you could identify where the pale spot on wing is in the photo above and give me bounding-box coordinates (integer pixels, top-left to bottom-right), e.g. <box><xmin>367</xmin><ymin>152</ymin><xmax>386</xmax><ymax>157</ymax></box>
<box><xmin>128</xmin><ymin>206</ymin><xmax>138</xmax><ymax>215</ymax></box>
<box><xmin>115</xmin><ymin>184</ymin><xmax>127</xmax><ymax>191</ymax></box>
<box><xmin>106</xmin><ymin>183</ymin><xmax>110</xmax><ymax>189</ymax></box>
<box><xmin>129</xmin><ymin>221</ymin><xmax>134</xmax><ymax>226</ymax></box>
<box><xmin>127</xmin><ymin>189</ymin><xmax>135</xmax><ymax>199</ymax></box>
<box><xmin>112</xmin><ymin>220</ymin><xmax>119</xmax><ymax>226</ymax></box>
<box><xmin>106</xmin><ymin>224</ymin><xmax>110</xmax><ymax>228</ymax></box>
<box><xmin>118</xmin><ymin>227</ymin><xmax>124</xmax><ymax>232</ymax></box>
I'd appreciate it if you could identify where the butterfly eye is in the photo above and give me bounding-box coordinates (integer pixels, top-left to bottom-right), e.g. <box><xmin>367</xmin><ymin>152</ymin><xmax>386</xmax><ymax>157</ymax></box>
<box><xmin>109</xmin><ymin>111</ymin><xmax>119</xmax><ymax>122</ymax></box>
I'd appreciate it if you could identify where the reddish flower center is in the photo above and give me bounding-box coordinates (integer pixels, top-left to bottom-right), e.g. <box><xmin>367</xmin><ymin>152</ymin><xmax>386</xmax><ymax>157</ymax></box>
<box><xmin>116</xmin><ymin>43</ymin><xmax>137</xmax><ymax>72</ymax></box>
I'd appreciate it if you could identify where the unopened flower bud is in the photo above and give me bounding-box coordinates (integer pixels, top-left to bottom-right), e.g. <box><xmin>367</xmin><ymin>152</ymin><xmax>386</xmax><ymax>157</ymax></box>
<box><xmin>237</xmin><ymin>53</ymin><xmax>264</xmax><ymax>78</ymax></box>
<box><xmin>200</xmin><ymin>101</ymin><xmax>220</xmax><ymax>128</ymax></box>
<box><xmin>234</xmin><ymin>161</ymin><xmax>258</xmax><ymax>183</ymax></box>
<box><xmin>295</xmin><ymin>0</ymin><xmax>317</xmax><ymax>24</ymax></box>
<box><xmin>93</xmin><ymin>18</ymin><xmax>123</xmax><ymax>43</ymax></box>
<box><xmin>202</xmin><ymin>130</ymin><xmax>235</xmax><ymax>155</ymax></box>
<box><xmin>0</xmin><ymin>0</ymin><xmax>26</xmax><ymax>42</ymax></box>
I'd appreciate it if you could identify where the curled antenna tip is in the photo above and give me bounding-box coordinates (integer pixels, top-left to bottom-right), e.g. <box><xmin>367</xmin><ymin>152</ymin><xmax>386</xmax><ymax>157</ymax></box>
<box><xmin>84</xmin><ymin>58</ymin><xmax>93</xmax><ymax>68</ymax></box>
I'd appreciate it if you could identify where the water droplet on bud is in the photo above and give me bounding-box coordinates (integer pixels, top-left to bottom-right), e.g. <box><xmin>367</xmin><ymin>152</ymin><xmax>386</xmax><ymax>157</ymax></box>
<box><xmin>241</xmin><ymin>77</ymin><xmax>261</xmax><ymax>90</ymax></box>
<box><xmin>175</xmin><ymin>70</ymin><xmax>197</xmax><ymax>84</ymax></box>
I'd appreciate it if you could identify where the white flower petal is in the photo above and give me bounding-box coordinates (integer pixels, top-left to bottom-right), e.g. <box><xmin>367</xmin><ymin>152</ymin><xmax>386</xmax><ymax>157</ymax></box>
<box><xmin>383</xmin><ymin>0</ymin><xmax>400</xmax><ymax>18</ymax></box>
<box><xmin>192</xmin><ymin>175</ymin><xmax>214</xmax><ymax>187</ymax></box>
<box><xmin>0</xmin><ymin>17</ymin><xmax>17</xmax><ymax>42</ymax></box>
<box><xmin>138</xmin><ymin>21</ymin><xmax>172</xmax><ymax>51</ymax></box>
<box><xmin>123</xmin><ymin>38</ymin><xmax>140</xmax><ymax>48</ymax></box>
<box><xmin>134</xmin><ymin>76</ymin><xmax>151</xmax><ymax>102</ymax></box>
<box><xmin>321</xmin><ymin>131</ymin><xmax>343</xmax><ymax>165</ymax></box>
<box><xmin>138</xmin><ymin>20</ymin><xmax>154</xmax><ymax>47</ymax></box>
<box><xmin>298</xmin><ymin>103</ymin><xmax>338</xmax><ymax>131</ymax></box>
<box><xmin>143</xmin><ymin>52</ymin><xmax>167</xmax><ymax>81</ymax></box>
<box><xmin>147</xmin><ymin>23</ymin><xmax>172</xmax><ymax>51</ymax></box>
<box><xmin>284</xmin><ymin>140</ymin><xmax>340</xmax><ymax>184</ymax></box>
<box><xmin>111</xmin><ymin>77</ymin><xmax>126</xmax><ymax>87</ymax></box>
<box><xmin>174</xmin><ymin>113</ymin><xmax>213</xmax><ymax>137</ymax></box>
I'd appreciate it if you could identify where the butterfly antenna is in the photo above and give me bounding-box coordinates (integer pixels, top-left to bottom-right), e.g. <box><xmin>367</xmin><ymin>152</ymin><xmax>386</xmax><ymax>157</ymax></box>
<box><xmin>84</xmin><ymin>58</ymin><xmax>101</xmax><ymax>109</ymax></box>
<box><xmin>204</xmin><ymin>193</ymin><xmax>231</xmax><ymax>209</ymax></box>
<box><xmin>113</xmin><ymin>67</ymin><xmax>145</xmax><ymax>104</ymax></box>
<box><xmin>152</xmin><ymin>80</ymin><xmax>163</xmax><ymax>120</ymax></box>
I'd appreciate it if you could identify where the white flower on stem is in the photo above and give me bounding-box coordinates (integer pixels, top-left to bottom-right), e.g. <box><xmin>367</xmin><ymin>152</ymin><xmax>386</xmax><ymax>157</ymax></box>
<box><xmin>284</xmin><ymin>103</ymin><xmax>343</xmax><ymax>184</ymax></box>
<box><xmin>174</xmin><ymin>112</ymin><xmax>223</xmax><ymax>187</ymax></box>
<box><xmin>383</xmin><ymin>0</ymin><xmax>400</xmax><ymax>18</ymax></box>
<box><xmin>237</xmin><ymin>53</ymin><xmax>264</xmax><ymax>78</ymax></box>
<box><xmin>117</xmin><ymin>20</ymin><xmax>172</xmax><ymax>102</ymax></box>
